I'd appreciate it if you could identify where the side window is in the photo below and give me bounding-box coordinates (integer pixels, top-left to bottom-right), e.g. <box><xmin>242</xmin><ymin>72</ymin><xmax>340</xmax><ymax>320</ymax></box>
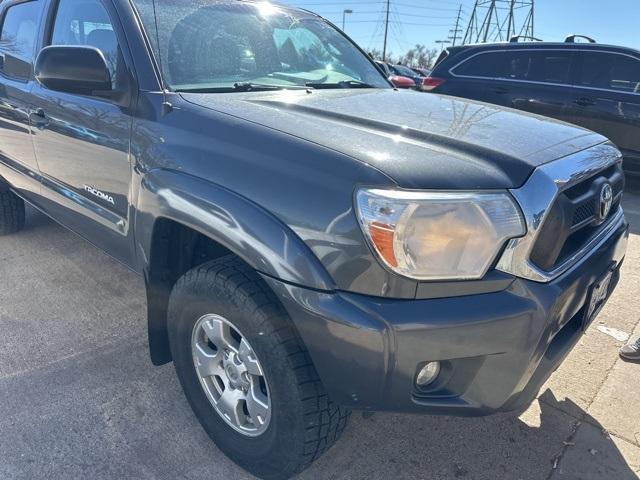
<box><xmin>0</xmin><ymin>1</ymin><xmax>42</xmax><ymax>81</ymax></box>
<box><xmin>50</xmin><ymin>0</ymin><xmax>122</xmax><ymax>88</ymax></box>
<box><xmin>504</xmin><ymin>51</ymin><xmax>572</xmax><ymax>84</ymax></box>
<box><xmin>502</xmin><ymin>51</ymin><xmax>533</xmax><ymax>80</ymax></box>
<box><xmin>452</xmin><ymin>51</ymin><xmax>508</xmax><ymax>78</ymax></box>
<box><xmin>576</xmin><ymin>52</ymin><xmax>640</xmax><ymax>93</ymax></box>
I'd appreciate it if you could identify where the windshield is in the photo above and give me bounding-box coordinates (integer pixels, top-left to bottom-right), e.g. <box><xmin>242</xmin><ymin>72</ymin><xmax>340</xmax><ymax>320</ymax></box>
<box><xmin>134</xmin><ymin>0</ymin><xmax>390</xmax><ymax>91</ymax></box>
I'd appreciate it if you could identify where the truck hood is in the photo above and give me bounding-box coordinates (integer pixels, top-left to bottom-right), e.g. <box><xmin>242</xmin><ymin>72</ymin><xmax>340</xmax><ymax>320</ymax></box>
<box><xmin>180</xmin><ymin>88</ymin><xmax>606</xmax><ymax>189</ymax></box>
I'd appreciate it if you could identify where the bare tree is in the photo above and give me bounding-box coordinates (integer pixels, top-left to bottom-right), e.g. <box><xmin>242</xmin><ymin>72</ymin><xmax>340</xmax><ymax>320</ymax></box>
<box><xmin>396</xmin><ymin>44</ymin><xmax>439</xmax><ymax>68</ymax></box>
<box><xmin>368</xmin><ymin>44</ymin><xmax>439</xmax><ymax>69</ymax></box>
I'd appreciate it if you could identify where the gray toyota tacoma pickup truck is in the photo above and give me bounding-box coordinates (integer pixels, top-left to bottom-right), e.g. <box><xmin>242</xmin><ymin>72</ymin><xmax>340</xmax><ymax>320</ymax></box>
<box><xmin>0</xmin><ymin>0</ymin><xmax>629</xmax><ymax>478</ymax></box>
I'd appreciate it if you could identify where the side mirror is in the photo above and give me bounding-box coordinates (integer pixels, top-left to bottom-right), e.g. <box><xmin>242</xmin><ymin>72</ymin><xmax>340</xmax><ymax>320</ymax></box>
<box><xmin>34</xmin><ymin>45</ymin><xmax>112</xmax><ymax>96</ymax></box>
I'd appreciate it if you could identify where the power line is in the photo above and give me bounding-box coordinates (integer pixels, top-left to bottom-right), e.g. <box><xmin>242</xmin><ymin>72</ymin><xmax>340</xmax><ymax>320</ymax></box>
<box><xmin>336</xmin><ymin>19</ymin><xmax>450</xmax><ymax>25</ymax></box>
<box><xmin>292</xmin><ymin>1</ymin><xmax>461</xmax><ymax>11</ymax></box>
<box><xmin>288</xmin><ymin>0</ymin><xmax>467</xmax><ymax>56</ymax></box>
<box><xmin>393</xmin><ymin>2</ymin><xmax>461</xmax><ymax>11</ymax></box>
<box><xmin>320</xmin><ymin>10</ymin><xmax>455</xmax><ymax>19</ymax></box>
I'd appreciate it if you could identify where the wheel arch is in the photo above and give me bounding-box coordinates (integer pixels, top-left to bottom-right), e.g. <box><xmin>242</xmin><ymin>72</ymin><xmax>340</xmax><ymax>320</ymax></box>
<box><xmin>135</xmin><ymin>169</ymin><xmax>335</xmax><ymax>364</ymax></box>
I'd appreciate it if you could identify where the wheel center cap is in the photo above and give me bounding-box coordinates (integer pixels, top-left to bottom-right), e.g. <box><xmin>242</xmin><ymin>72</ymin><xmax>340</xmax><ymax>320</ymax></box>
<box><xmin>225</xmin><ymin>363</ymin><xmax>239</xmax><ymax>381</ymax></box>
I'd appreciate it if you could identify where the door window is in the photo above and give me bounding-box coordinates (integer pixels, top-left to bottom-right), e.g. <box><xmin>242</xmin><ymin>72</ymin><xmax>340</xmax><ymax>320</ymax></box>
<box><xmin>0</xmin><ymin>1</ymin><xmax>42</xmax><ymax>81</ymax></box>
<box><xmin>516</xmin><ymin>51</ymin><xmax>572</xmax><ymax>84</ymax></box>
<box><xmin>576</xmin><ymin>52</ymin><xmax>640</xmax><ymax>93</ymax></box>
<box><xmin>50</xmin><ymin>0</ymin><xmax>122</xmax><ymax>89</ymax></box>
<box><xmin>454</xmin><ymin>50</ymin><xmax>573</xmax><ymax>85</ymax></box>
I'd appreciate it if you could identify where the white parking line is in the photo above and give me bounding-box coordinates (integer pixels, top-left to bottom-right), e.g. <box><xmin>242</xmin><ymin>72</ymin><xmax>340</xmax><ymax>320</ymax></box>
<box><xmin>596</xmin><ymin>325</ymin><xmax>630</xmax><ymax>342</ymax></box>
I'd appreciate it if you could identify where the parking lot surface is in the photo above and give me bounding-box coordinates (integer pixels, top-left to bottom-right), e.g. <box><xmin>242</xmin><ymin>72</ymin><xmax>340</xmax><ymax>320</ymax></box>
<box><xmin>1</xmin><ymin>181</ymin><xmax>640</xmax><ymax>480</ymax></box>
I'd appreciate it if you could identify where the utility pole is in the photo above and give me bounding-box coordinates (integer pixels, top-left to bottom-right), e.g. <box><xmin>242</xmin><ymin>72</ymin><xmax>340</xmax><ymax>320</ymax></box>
<box><xmin>435</xmin><ymin>39</ymin><xmax>451</xmax><ymax>52</ymax></box>
<box><xmin>342</xmin><ymin>9</ymin><xmax>353</xmax><ymax>31</ymax></box>
<box><xmin>382</xmin><ymin>0</ymin><xmax>390</xmax><ymax>61</ymax></box>
<box><xmin>449</xmin><ymin>4</ymin><xmax>464</xmax><ymax>46</ymax></box>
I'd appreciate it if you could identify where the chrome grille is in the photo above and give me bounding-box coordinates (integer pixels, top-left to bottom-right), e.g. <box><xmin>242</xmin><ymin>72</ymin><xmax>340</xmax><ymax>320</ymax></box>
<box><xmin>495</xmin><ymin>142</ymin><xmax>626</xmax><ymax>283</ymax></box>
<box><xmin>529</xmin><ymin>164</ymin><xmax>624</xmax><ymax>271</ymax></box>
<box><xmin>572</xmin><ymin>202</ymin><xmax>595</xmax><ymax>226</ymax></box>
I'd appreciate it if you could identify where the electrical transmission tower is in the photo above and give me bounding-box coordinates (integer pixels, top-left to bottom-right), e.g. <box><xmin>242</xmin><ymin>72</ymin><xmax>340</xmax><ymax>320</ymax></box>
<box><xmin>463</xmin><ymin>0</ymin><xmax>534</xmax><ymax>45</ymax></box>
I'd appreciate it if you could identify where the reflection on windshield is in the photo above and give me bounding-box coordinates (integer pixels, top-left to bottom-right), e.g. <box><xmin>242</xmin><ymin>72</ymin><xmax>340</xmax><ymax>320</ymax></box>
<box><xmin>135</xmin><ymin>0</ymin><xmax>390</xmax><ymax>92</ymax></box>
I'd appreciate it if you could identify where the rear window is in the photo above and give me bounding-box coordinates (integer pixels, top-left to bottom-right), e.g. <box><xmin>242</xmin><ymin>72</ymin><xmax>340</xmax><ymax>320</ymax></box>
<box><xmin>576</xmin><ymin>52</ymin><xmax>640</xmax><ymax>93</ymax></box>
<box><xmin>432</xmin><ymin>49</ymin><xmax>449</xmax><ymax>68</ymax></box>
<box><xmin>391</xmin><ymin>64</ymin><xmax>416</xmax><ymax>77</ymax></box>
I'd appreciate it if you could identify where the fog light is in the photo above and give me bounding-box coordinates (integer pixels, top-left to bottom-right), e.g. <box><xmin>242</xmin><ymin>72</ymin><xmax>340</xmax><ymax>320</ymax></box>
<box><xmin>416</xmin><ymin>362</ymin><xmax>440</xmax><ymax>387</ymax></box>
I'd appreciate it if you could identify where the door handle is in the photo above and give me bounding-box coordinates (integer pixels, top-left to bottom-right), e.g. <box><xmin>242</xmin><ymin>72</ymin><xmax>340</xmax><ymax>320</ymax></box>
<box><xmin>494</xmin><ymin>87</ymin><xmax>510</xmax><ymax>94</ymax></box>
<box><xmin>30</xmin><ymin>108</ymin><xmax>48</xmax><ymax>129</ymax></box>
<box><xmin>574</xmin><ymin>97</ymin><xmax>595</xmax><ymax>107</ymax></box>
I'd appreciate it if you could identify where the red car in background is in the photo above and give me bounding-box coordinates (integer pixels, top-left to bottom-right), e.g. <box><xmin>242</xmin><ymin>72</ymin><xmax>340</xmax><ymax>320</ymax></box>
<box><xmin>375</xmin><ymin>60</ymin><xmax>416</xmax><ymax>88</ymax></box>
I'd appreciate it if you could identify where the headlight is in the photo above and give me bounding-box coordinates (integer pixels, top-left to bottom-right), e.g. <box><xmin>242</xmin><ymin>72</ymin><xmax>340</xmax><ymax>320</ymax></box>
<box><xmin>355</xmin><ymin>188</ymin><xmax>525</xmax><ymax>280</ymax></box>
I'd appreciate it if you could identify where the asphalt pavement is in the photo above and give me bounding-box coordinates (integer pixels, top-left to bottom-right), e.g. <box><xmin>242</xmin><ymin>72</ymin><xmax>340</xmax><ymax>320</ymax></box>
<box><xmin>1</xmin><ymin>181</ymin><xmax>640</xmax><ymax>480</ymax></box>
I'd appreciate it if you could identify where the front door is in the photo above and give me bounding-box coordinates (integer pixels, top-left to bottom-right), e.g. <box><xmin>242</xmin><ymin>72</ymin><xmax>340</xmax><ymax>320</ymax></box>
<box><xmin>568</xmin><ymin>51</ymin><xmax>640</xmax><ymax>176</ymax></box>
<box><xmin>30</xmin><ymin>0</ymin><xmax>136</xmax><ymax>265</ymax></box>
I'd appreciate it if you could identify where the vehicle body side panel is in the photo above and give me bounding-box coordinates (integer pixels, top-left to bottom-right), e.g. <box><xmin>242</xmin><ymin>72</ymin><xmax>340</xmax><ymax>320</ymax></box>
<box><xmin>29</xmin><ymin>87</ymin><xmax>137</xmax><ymax>265</ymax></box>
<box><xmin>568</xmin><ymin>91</ymin><xmax>640</xmax><ymax>165</ymax></box>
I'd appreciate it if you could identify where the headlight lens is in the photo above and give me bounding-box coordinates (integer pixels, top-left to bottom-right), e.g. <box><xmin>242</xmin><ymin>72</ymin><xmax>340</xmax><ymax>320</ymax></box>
<box><xmin>355</xmin><ymin>188</ymin><xmax>525</xmax><ymax>280</ymax></box>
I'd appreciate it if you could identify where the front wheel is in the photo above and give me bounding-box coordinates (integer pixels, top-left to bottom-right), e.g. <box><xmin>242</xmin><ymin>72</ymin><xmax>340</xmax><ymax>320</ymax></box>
<box><xmin>167</xmin><ymin>256</ymin><xmax>350</xmax><ymax>479</ymax></box>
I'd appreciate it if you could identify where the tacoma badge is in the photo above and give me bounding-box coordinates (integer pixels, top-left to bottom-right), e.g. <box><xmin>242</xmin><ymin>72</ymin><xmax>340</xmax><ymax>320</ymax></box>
<box><xmin>83</xmin><ymin>185</ymin><xmax>115</xmax><ymax>205</ymax></box>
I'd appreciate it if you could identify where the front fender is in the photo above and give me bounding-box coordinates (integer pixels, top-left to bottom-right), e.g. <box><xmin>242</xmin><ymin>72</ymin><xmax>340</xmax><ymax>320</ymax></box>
<box><xmin>135</xmin><ymin>168</ymin><xmax>335</xmax><ymax>291</ymax></box>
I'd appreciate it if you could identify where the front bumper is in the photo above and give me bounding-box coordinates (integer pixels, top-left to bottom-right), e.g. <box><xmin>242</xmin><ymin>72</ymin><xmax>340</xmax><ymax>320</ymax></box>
<box><xmin>262</xmin><ymin>218</ymin><xmax>629</xmax><ymax>415</ymax></box>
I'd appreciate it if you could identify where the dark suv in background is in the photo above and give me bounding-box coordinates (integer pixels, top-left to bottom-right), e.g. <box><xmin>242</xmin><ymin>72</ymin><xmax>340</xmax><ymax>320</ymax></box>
<box><xmin>426</xmin><ymin>40</ymin><xmax>640</xmax><ymax>176</ymax></box>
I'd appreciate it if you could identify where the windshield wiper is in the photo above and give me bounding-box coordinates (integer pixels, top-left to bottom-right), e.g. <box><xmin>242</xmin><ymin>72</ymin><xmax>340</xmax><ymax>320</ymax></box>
<box><xmin>233</xmin><ymin>82</ymin><xmax>309</xmax><ymax>91</ymax></box>
<box><xmin>304</xmin><ymin>80</ymin><xmax>376</xmax><ymax>89</ymax></box>
<box><xmin>176</xmin><ymin>82</ymin><xmax>309</xmax><ymax>93</ymax></box>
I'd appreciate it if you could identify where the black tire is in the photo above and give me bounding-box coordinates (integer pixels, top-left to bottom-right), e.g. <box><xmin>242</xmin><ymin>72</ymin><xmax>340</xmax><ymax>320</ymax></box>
<box><xmin>167</xmin><ymin>255</ymin><xmax>350</xmax><ymax>480</ymax></box>
<box><xmin>0</xmin><ymin>188</ymin><xmax>25</xmax><ymax>235</ymax></box>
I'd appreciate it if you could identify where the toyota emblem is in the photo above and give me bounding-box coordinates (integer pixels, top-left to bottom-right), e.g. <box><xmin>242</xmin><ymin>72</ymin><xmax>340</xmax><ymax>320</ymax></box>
<box><xmin>599</xmin><ymin>183</ymin><xmax>613</xmax><ymax>222</ymax></box>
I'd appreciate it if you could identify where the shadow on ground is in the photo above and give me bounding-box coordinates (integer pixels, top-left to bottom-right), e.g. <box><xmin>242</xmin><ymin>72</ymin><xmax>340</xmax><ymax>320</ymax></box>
<box><xmin>625</xmin><ymin>181</ymin><xmax>640</xmax><ymax>236</ymax></box>
<box><xmin>299</xmin><ymin>389</ymin><xmax>637</xmax><ymax>480</ymax></box>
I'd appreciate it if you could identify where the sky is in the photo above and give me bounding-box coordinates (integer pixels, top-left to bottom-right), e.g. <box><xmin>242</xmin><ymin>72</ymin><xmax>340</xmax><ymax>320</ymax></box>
<box><xmin>282</xmin><ymin>0</ymin><xmax>640</xmax><ymax>59</ymax></box>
